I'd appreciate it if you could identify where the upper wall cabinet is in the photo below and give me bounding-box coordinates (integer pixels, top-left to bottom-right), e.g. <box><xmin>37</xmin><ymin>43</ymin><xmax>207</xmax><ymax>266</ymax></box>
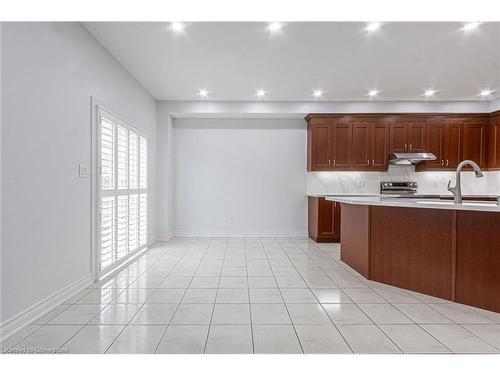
<box><xmin>351</xmin><ymin>121</ymin><xmax>389</xmax><ymax>170</ymax></box>
<box><xmin>307</xmin><ymin>118</ymin><xmax>352</xmax><ymax>171</ymax></box>
<box><xmin>308</xmin><ymin>119</ymin><xmax>331</xmax><ymax>170</ymax></box>
<box><xmin>489</xmin><ymin>111</ymin><xmax>500</xmax><ymax>170</ymax></box>
<box><xmin>415</xmin><ymin>115</ymin><xmax>489</xmax><ymax>171</ymax></box>
<box><xmin>307</xmin><ymin>115</ymin><xmax>389</xmax><ymax>172</ymax></box>
<box><xmin>307</xmin><ymin>113</ymin><xmax>492</xmax><ymax>172</ymax></box>
<box><xmin>389</xmin><ymin>120</ymin><xmax>426</xmax><ymax>153</ymax></box>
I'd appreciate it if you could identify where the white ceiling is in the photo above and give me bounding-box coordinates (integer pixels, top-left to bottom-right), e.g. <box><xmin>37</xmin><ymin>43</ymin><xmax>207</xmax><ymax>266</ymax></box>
<box><xmin>84</xmin><ymin>22</ymin><xmax>500</xmax><ymax>101</ymax></box>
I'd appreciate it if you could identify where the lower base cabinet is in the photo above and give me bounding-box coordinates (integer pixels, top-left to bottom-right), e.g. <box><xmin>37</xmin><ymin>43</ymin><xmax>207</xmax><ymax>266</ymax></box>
<box><xmin>340</xmin><ymin>203</ymin><xmax>500</xmax><ymax>313</ymax></box>
<box><xmin>308</xmin><ymin>197</ymin><xmax>341</xmax><ymax>242</ymax></box>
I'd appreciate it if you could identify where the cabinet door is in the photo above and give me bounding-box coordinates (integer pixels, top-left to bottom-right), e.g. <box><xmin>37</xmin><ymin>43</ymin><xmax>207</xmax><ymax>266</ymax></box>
<box><xmin>463</xmin><ymin>121</ymin><xmax>486</xmax><ymax>169</ymax></box>
<box><xmin>370</xmin><ymin>123</ymin><xmax>390</xmax><ymax>170</ymax></box>
<box><xmin>444</xmin><ymin>120</ymin><xmax>463</xmax><ymax>169</ymax></box>
<box><xmin>351</xmin><ymin>122</ymin><xmax>371</xmax><ymax>169</ymax></box>
<box><xmin>424</xmin><ymin>120</ymin><xmax>445</xmax><ymax>169</ymax></box>
<box><xmin>317</xmin><ymin>198</ymin><xmax>335</xmax><ymax>237</ymax></box>
<box><xmin>309</xmin><ymin>122</ymin><xmax>332</xmax><ymax>170</ymax></box>
<box><xmin>331</xmin><ymin>123</ymin><xmax>351</xmax><ymax>169</ymax></box>
<box><xmin>389</xmin><ymin>123</ymin><xmax>408</xmax><ymax>153</ymax></box>
<box><xmin>407</xmin><ymin>121</ymin><xmax>427</xmax><ymax>152</ymax></box>
<box><xmin>489</xmin><ymin>115</ymin><xmax>500</xmax><ymax>169</ymax></box>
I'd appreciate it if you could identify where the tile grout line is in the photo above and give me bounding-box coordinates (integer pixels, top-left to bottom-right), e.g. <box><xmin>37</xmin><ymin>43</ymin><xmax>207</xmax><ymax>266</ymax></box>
<box><xmin>261</xmin><ymin>237</ymin><xmax>305</xmax><ymax>354</ymax></box>
<box><xmin>103</xmin><ymin>238</ymin><xmax>194</xmax><ymax>353</ymax></box>
<box><xmin>153</xmin><ymin>237</ymin><xmax>210</xmax><ymax>353</ymax></box>
<box><xmin>282</xmin><ymin>237</ymin><xmax>354</xmax><ymax>354</ymax></box>
<box><xmin>202</xmin><ymin>237</ymin><xmax>223</xmax><ymax>354</ymax></box>
<box><xmin>8</xmin><ymin>238</ymin><xmax>500</xmax><ymax>354</ymax></box>
<box><xmin>308</xmin><ymin>239</ymin><xmax>500</xmax><ymax>353</ymax></box>
<box><xmin>244</xmin><ymin>238</ymin><xmax>256</xmax><ymax>354</ymax></box>
<box><xmin>291</xmin><ymin>237</ymin><xmax>408</xmax><ymax>353</ymax></box>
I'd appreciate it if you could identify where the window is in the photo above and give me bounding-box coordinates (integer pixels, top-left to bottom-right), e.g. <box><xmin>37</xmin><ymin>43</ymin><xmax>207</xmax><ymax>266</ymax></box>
<box><xmin>98</xmin><ymin>107</ymin><xmax>148</xmax><ymax>274</ymax></box>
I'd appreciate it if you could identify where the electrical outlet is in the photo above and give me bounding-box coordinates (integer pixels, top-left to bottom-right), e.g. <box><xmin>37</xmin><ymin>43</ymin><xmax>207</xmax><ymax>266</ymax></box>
<box><xmin>79</xmin><ymin>164</ymin><xmax>89</xmax><ymax>178</ymax></box>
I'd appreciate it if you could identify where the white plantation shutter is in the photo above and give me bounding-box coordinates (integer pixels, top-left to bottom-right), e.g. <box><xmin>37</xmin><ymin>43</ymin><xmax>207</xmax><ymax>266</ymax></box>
<box><xmin>139</xmin><ymin>136</ymin><xmax>147</xmax><ymax>189</ymax></box>
<box><xmin>129</xmin><ymin>132</ymin><xmax>138</xmax><ymax>189</ymax></box>
<box><xmin>100</xmin><ymin>119</ymin><xmax>114</xmax><ymax>190</ymax></box>
<box><xmin>117</xmin><ymin>125</ymin><xmax>128</xmax><ymax>189</ymax></box>
<box><xmin>98</xmin><ymin>107</ymin><xmax>148</xmax><ymax>274</ymax></box>
<box><xmin>116</xmin><ymin>195</ymin><xmax>129</xmax><ymax>260</ymax></box>
<box><xmin>139</xmin><ymin>193</ymin><xmax>147</xmax><ymax>246</ymax></box>
<box><xmin>128</xmin><ymin>193</ymin><xmax>139</xmax><ymax>252</ymax></box>
<box><xmin>100</xmin><ymin>196</ymin><xmax>115</xmax><ymax>269</ymax></box>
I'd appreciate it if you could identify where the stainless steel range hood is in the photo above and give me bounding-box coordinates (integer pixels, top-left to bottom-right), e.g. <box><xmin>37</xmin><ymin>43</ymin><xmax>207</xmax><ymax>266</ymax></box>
<box><xmin>389</xmin><ymin>152</ymin><xmax>437</xmax><ymax>165</ymax></box>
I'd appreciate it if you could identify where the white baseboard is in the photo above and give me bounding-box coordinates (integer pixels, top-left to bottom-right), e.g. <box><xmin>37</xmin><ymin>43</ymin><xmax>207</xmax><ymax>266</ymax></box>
<box><xmin>155</xmin><ymin>233</ymin><xmax>174</xmax><ymax>242</ymax></box>
<box><xmin>173</xmin><ymin>229</ymin><xmax>308</xmax><ymax>237</ymax></box>
<box><xmin>0</xmin><ymin>273</ymin><xmax>93</xmax><ymax>340</ymax></box>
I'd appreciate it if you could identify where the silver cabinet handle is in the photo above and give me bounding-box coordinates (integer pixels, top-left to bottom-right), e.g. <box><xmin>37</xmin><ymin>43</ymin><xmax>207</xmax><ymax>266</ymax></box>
<box><xmin>328</xmin><ymin>160</ymin><xmax>331</xmax><ymax>166</ymax></box>
<box><xmin>366</xmin><ymin>160</ymin><xmax>370</xmax><ymax>166</ymax></box>
<box><xmin>446</xmin><ymin>160</ymin><xmax>449</xmax><ymax>166</ymax></box>
<box><xmin>441</xmin><ymin>160</ymin><xmax>444</xmax><ymax>166</ymax></box>
<box><xmin>372</xmin><ymin>160</ymin><xmax>375</xmax><ymax>166</ymax></box>
<box><xmin>409</xmin><ymin>144</ymin><xmax>413</xmax><ymax>150</ymax></box>
<box><xmin>404</xmin><ymin>144</ymin><xmax>407</xmax><ymax>150</ymax></box>
<box><xmin>332</xmin><ymin>160</ymin><xmax>336</xmax><ymax>166</ymax></box>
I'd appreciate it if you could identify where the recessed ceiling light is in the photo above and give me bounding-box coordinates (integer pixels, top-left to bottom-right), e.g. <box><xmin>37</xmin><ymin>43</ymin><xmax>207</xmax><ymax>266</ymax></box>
<box><xmin>479</xmin><ymin>89</ymin><xmax>495</xmax><ymax>97</ymax></box>
<box><xmin>423</xmin><ymin>89</ymin><xmax>437</xmax><ymax>98</ymax></box>
<box><xmin>197</xmin><ymin>89</ymin><xmax>209</xmax><ymax>98</ymax></box>
<box><xmin>312</xmin><ymin>89</ymin><xmax>324</xmax><ymax>98</ymax></box>
<box><xmin>267</xmin><ymin>22</ymin><xmax>283</xmax><ymax>33</ymax></box>
<box><xmin>256</xmin><ymin>89</ymin><xmax>267</xmax><ymax>98</ymax></box>
<box><xmin>365</xmin><ymin>22</ymin><xmax>382</xmax><ymax>33</ymax></box>
<box><xmin>367</xmin><ymin>89</ymin><xmax>380</xmax><ymax>97</ymax></box>
<box><xmin>460</xmin><ymin>22</ymin><xmax>481</xmax><ymax>32</ymax></box>
<box><xmin>170</xmin><ymin>22</ymin><xmax>186</xmax><ymax>33</ymax></box>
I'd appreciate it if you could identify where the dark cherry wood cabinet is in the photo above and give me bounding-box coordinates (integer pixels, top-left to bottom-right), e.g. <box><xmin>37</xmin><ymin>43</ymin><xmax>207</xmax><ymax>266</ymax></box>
<box><xmin>308</xmin><ymin>119</ymin><xmax>331</xmax><ymax>171</ymax></box>
<box><xmin>307</xmin><ymin>118</ymin><xmax>352</xmax><ymax>171</ymax></box>
<box><xmin>308</xmin><ymin>197</ymin><xmax>341</xmax><ymax>243</ymax></box>
<box><xmin>351</xmin><ymin>122</ymin><xmax>371</xmax><ymax>169</ymax></box>
<box><xmin>307</xmin><ymin>113</ymin><xmax>493</xmax><ymax>172</ymax></box>
<box><xmin>331</xmin><ymin>122</ymin><xmax>352</xmax><ymax>169</ymax></box>
<box><xmin>389</xmin><ymin>122</ymin><xmax>407</xmax><ymax>153</ymax></box>
<box><xmin>463</xmin><ymin>119</ymin><xmax>488</xmax><ymax>169</ymax></box>
<box><xmin>340</xmin><ymin>203</ymin><xmax>500</xmax><ymax>312</ymax></box>
<box><xmin>444</xmin><ymin>119</ymin><xmax>464</xmax><ymax>169</ymax></box>
<box><xmin>488</xmin><ymin>111</ymin><xmax>500</xmax><ymax>170</ymax></box>
<box><xmin>370</xmin><ymin>123</ymin><xmax>390</xmax><ymax>169</ymax></box>
<box><xmin>389</xmin><ymin>120</ymin><xmax>426</xmax><ymax>153</ymax></box>
<box><xmin>455</xmin><ymin>210</ymin><xmax>500</xmax><ymax>312</ymax></box>
<box><xmin>407</xmin><ymin>121</ymin><xmax>427</xmax><ymax>152</ymax></box>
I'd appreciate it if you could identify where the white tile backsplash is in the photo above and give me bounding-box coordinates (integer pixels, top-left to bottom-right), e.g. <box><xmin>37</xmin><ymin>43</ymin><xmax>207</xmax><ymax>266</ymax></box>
<box><xmin>307</xmin><ymin>167</ymin><xmax>500</xmax><ymax>196</ymax></box>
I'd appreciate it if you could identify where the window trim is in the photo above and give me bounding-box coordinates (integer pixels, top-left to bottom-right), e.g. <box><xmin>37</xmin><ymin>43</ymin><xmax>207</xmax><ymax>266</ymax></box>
<box><xmin>96</xmin><ymin>105</ymin><xmax>148</xmax><ymax>278</ymax></box>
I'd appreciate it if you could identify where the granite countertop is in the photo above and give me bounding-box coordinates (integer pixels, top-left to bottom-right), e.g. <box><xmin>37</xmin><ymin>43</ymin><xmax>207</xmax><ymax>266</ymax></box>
<box><xmin>324</xmin><ymin>195</ymin><xmax>500</xmax><ymax>212</ymax></box>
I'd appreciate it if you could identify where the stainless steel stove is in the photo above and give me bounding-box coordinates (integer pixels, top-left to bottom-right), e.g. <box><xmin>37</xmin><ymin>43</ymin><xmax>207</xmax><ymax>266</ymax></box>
<box><xmin>380</xmin><ymin>181</ymin><xmax>441</xmax><ymax>199</ymax></box>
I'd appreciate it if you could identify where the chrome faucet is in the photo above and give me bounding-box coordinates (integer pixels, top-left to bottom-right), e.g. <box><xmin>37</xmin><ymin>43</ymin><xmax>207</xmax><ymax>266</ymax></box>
<box><xmin>447</xmin><ymin>160</ymin><xmax>484</xmax><ymax>204</ymax></box>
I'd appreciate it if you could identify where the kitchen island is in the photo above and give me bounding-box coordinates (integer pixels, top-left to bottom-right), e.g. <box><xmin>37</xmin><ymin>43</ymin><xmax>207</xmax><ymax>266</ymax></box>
<box><xmin>326</xmin><ymin>196</ymin><xmax>500</xmax><ymax>313</ymax></box>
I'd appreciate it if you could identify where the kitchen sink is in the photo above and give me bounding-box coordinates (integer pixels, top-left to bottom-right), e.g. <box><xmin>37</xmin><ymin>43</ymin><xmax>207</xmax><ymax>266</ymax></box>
<box><xmin>416</xmin><ymin>200</ymin><xmax>499</xmax><ymax>207</ymax></box>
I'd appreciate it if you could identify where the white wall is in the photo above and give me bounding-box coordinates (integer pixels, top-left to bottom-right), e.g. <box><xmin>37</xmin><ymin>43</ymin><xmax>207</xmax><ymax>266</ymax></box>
<box><xmin>491</xmin><ymin>97</ymin><xmax>500</xmax><ymax>112</ymax></box>
<box><xmin>1</xmin><ymin>22</ymin><xmax>157</xmax><ymax>326</ymax></box>
<box><xmin>171</xmin><ymin>118</ymin><xmax>307</xmax><ymax>236</ymax></box>
<box><xmin>156</xmin><ymin>112</ymin><xmax>175</xmax><ymax>240</ymax></box>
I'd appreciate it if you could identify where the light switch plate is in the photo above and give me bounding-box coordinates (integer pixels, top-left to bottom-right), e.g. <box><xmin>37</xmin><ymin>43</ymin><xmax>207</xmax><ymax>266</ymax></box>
<box><xmin>79</xmin><ymin>164</ymin><xmax>89</xmax><ymax>178</ymax></box>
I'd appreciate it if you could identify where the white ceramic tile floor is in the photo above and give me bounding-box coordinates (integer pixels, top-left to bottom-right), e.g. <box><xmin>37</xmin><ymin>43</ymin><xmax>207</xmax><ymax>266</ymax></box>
<box><xmin>2</xmin><ymin>237</ymin><xmax>499</xmax><ymax>354</ymax></box>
